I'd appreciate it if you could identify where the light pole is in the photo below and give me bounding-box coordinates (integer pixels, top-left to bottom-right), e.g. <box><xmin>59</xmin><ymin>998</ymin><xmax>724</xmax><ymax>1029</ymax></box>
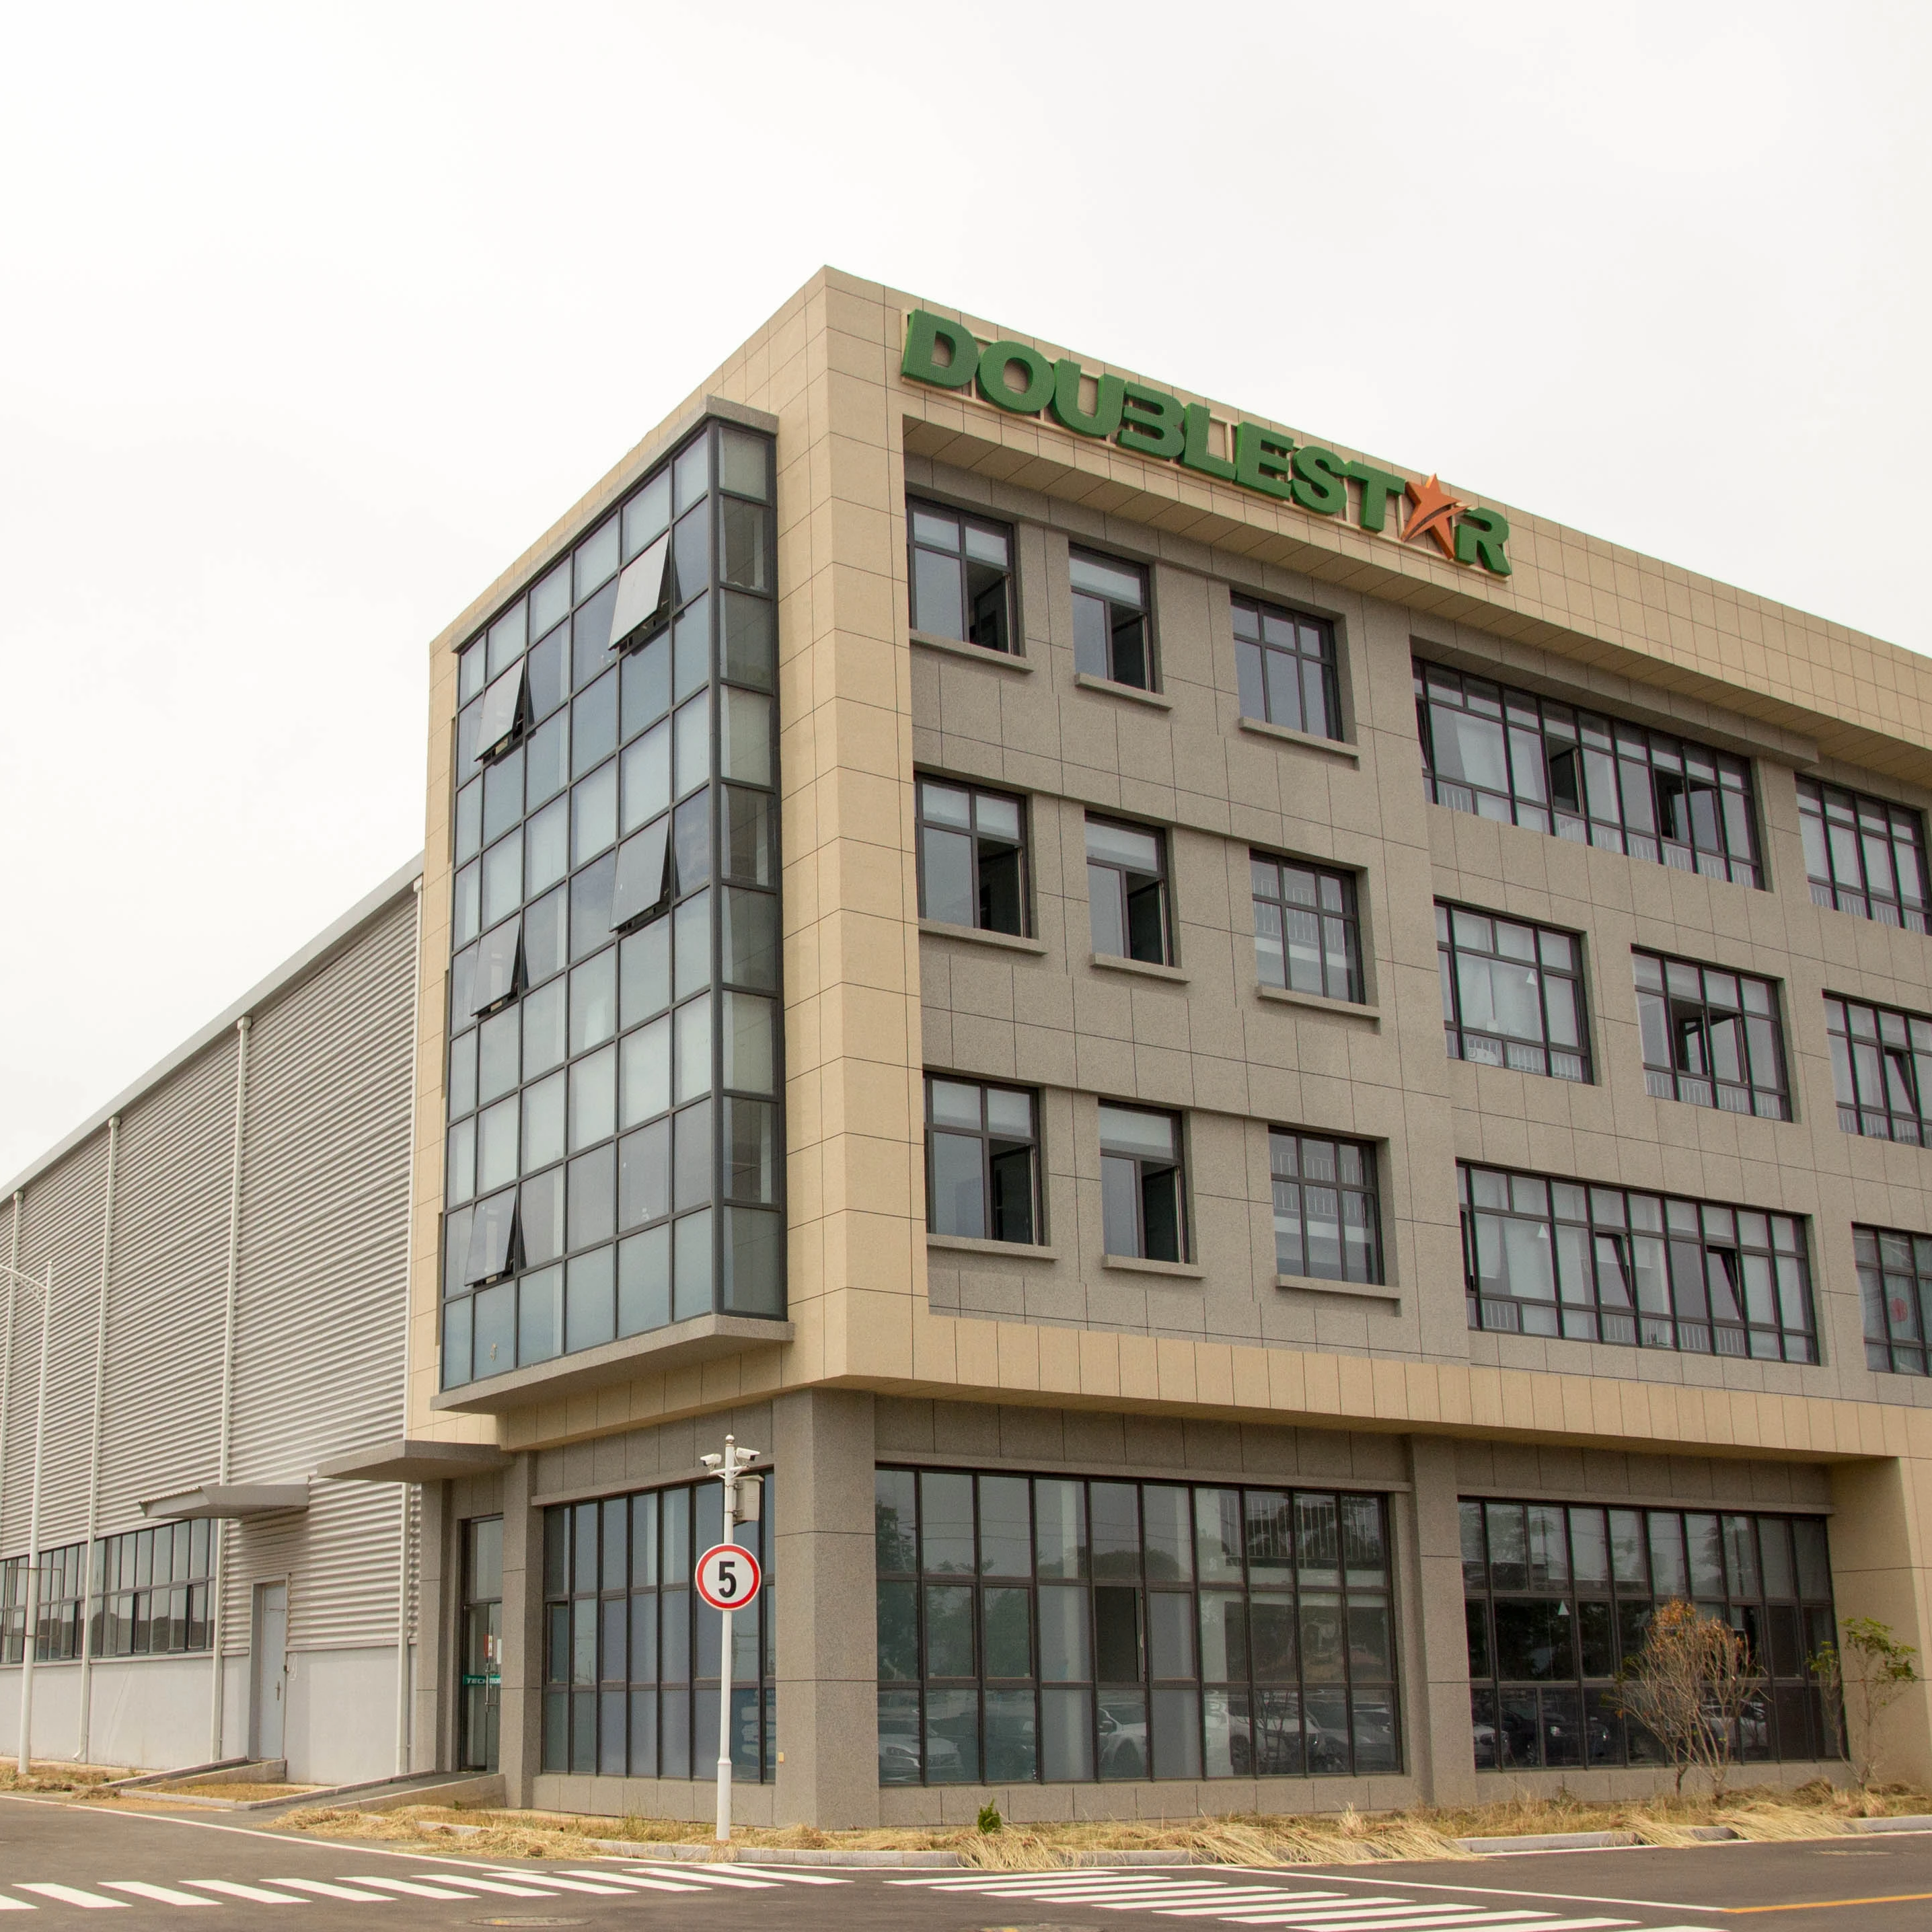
<box><xmin>1</xmin><ymin>1263</ymin><xmax>54</xmax><ymax>1778</ymax></box>
<box><xmin>698</xmin><ymin>1437</ymin><xmax>759</xmax><ymax>1844</ymax></box>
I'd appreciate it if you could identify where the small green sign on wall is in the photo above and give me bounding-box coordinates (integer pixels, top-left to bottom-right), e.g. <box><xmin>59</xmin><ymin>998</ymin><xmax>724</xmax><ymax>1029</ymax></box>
<box><xmin>899</xmin><ymin>309</ymin><xmax>1511</xmax><ymax>577</ymax></box>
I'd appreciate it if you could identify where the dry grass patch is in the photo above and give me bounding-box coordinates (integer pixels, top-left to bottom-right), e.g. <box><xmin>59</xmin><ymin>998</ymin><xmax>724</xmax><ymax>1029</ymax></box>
<box><xmin>0</xmin><ymin>1765</ymin><xmax>124</xmax><ymax>1797</ymax></box>
<box><xmin>266</xmin><ymin>1779</ymin><xmax>1932</xmax><ymax>1869</ymax></box>
<box><xmin>147</xmin><ymin>1781</ymin><xmax>321</xmax><ymax>1802</ymax></box>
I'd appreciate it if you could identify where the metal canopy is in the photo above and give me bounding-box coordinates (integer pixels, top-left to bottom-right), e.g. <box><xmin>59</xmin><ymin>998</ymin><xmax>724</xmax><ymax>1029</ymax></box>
<box><xmin>314</xmin><ymin>1439</ymin><xmax>509</xmax><ymax>1485</ymax></box>
<box><xmin>139</xmin><ymin>1483</ymin><xmax>309</xmax><ymax>1521</ymax></box>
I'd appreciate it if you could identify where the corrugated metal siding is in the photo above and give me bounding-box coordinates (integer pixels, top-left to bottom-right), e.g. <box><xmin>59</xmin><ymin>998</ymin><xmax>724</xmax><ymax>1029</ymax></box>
<box><xmin>6</xmin><ymin>1133</ymin><xmax>111</xmax><ymax>1551</ymax></box>
<box><xmin>227</xmin><ymin>891</ymin><xmax>416</xmax><ymax>1649</ymax></box>
<box><xmin>94</xmin><ymin>1035</ymin><xmax>237</xmax><ymax>1539</ymax></box>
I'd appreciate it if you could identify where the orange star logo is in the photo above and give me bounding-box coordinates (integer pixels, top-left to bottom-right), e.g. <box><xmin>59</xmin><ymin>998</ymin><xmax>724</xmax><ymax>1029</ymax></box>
<box><xmin>1400</xmin><ymin>473</ymin><xmax>1465</xmax><ymax>560</ymax></box>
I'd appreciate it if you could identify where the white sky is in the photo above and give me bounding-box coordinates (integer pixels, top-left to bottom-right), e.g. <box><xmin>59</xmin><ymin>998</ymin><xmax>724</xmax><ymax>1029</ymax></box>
<box><xmin>2</xmin><ymin>2</ymin><xmax>1927</xmax><ymax>1182</ymax></box>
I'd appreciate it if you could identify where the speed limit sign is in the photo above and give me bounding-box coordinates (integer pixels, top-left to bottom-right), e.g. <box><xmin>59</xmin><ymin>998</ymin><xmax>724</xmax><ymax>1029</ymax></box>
<box><xmin>694</xmin><ymin>1543</ymin><xmax>762</xmax><ymax>1610</ymax></box>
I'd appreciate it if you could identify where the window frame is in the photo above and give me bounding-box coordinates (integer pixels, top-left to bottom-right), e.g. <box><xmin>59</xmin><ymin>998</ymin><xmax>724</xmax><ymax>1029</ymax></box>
<box><xmin>1232</xmin><ymin>595</ymin><xmax>1342</xmax><ymax>742</ymax></box>
<box><xmin>1414</xmin><ymin>659</ymin><xmax>1762</xmax><ymax>888</ymax></box>
<box><xmin>1826</xmin><ymin>994</ymin><xmax>1932</xmax><ymax>1144</ymax></box>
<box><xmin>1633</xmin><ymin>951</ymin><xmax>1789</xmax><ymax>1120</ymax></box>
<box><xmin>1086</xmin><ymin>817</ymin><xmax>1171</xmax><ymax>966</ymax></box>
<box><xmin>1097</xmin><ymin>1104</ymin><xmax>1187</xmax><ymax>1263</ymax></box>
<box><xmin>1797</xmin><ymin>777</ymin><xmax>1930</xmax><ymax>932</ymax></box>
<box><xmin>1436</xmin><ymin>903</ymin><xmax>1590</xmax><ymax>1082</ymax></box>
<box><xmin>1268</xmin><ymin>1131</ymin><xmax>1381</xmax><ymax>1284</ymax></box>
<box><xmin>876</xmin><ymin>1468</ymin><xmax>1401</xmax><ymax>1786</ymax></box>
<box><xmin>924</xmin><ymin>1076</ymin><xmax>1042</xmax><ymax>1246</ymax></box>
<box><xmin>915</xmin><ymin>777</ymin><xmax>1029</xmax><ymax>936</ymax></box>
<box><xmin>1460</xmin><ymin>1497</ymin><xmax>1839</xmax><ymax>1772</ymax></box>
<box><xmin>1070</xmin><ymin>548</ymin><xmax>1154</xmax><ymax>690</ymax></box>
<box><xmin>1253</xmin><ymin>856</ymin><xmax>1362</xmax><ymax>1004</ymax></box>
<box><xmin>907</xmin><ymin>498</ymin><xmax>1017</xmax><ymax>655</ymax></box>
<box><xmin>1855</xmin><ymin>1225</ymin><xmax>1932</xmax><ymax>1377</ymax></box>
<box><xmin>1458</xmin><ymin>1162</ymin><xmax>1817</xmax><ymax>1362</ymax></box>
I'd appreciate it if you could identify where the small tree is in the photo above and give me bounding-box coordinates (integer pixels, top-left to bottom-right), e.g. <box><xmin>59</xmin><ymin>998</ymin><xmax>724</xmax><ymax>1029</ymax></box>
<box><xmin>1613</xmin><ymin>1598</ymin><xmax>1762</xmax><ymax>1796</ymax></box>
<box><xmin>1810</xmin><ymin>1617</ymin><xmax>1921</xmax><ymax>1788</ymax></box>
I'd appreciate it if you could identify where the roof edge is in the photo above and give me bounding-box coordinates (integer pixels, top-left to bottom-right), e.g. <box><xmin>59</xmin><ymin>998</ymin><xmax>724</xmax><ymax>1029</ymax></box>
<box><xmin>3</xmin><ymin>854</ymin><xmax>426</xmax><ymax>1205</ymax></box>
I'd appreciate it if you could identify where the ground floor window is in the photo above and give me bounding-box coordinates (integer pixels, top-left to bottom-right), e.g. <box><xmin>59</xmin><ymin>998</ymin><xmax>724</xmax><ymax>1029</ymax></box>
<box><xmin>0</xmin><ymin>1543</ymin><xmax>86</xmax><ymax>1664</ymax></box>
<box><xmin>540</xmin><ymin>1477</ymin><xmax>774</xmax><ymax>1781</ymax></box>
<box><xmin>875</xmin><ymin>1467</ymin><xmax>1399</xmax><ymax>1785</ymax></box>
<box><xmin>1460</xmin><ymin>1497</ymin><xmax>1840</xmax><ymax>1769</ymax></box>
<box><xmin>92</xmin><ymin>1520</ymin><xmax>217</xmax><ymax>1656</ymax></box>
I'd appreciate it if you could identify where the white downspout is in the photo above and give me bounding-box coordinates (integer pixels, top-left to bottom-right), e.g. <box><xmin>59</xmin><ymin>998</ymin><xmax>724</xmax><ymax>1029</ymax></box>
<box><xmin>75</xmin><ymin>1115</ymin><xmax>119</xmax><ymax>1764</ymax></box>
<box><xmin>208</xmin><ymin>1016</ymin><xmax>251</xmax><ymax>1760</ymax></box>
<box><xmin>394</xmin><ymin>879</ymin><xmax>423</xmax><ymax>1777</ymax></box>
<box><xmin>0</xmin><ymin>1193</ymin><xmax>22</xmax><ymax>1550</ymax></box>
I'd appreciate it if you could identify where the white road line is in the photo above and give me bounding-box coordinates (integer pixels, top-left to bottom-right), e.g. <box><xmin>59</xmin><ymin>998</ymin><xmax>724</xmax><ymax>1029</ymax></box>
<box><xmin>1154</xmin><ymin>1902</ymin><xmax>1414</xmax><ymax>1920</ymax></box>
<box><xmin>716</xmin><ymin>1866</ymin><xmax>848</xmax><ymax>1885</ymax></box>
<box><xmin>0</xmin><ymin>1900</ymin><xmax>34</xmax><ymax>1913</ymax></box>
<box><xmin>1246</xmin><ymin>1875</ymin><xmax>1717</xmax><ymax>1916</ymax></box>
<box><xmin>182</xmin><ymin>1882</ymin><xmax>305</xmax><ymax>1906</ymax></box>
<box><xmin>99</xmin><ymin>1885</ymin><xmax>217</xmax><ymax>1908</ymax></box>
<box><xmin>337</xmin><ymin>1876</ymin><xmax>478</xmax><ymax>1900</ymax></box>
<box><xmin>483</xmin><ymin>1872</ymin><xmax>631</xmax><ymax>1895</ymax></box>
<box><xmin>410</xmin><ymin>1874</ymin><xmax>558</xmax><ymax>1897</ymax></box>
<box><xmin>17</xmin><ymin>1888</ymin><xmax>127</xmax><ymax>1911</ymax></box>
<box><xmin>1222</xmin><ymin>1916</ymin><xmax>1607</xmax><ymax>1931</ymax></box>
<box><xmin>260</xmin><ymin>1880</ymin><xmax>396</xmax><ymax>1903</ymax></box>
<box><xmin>577</xmin><ymin>1866</ymin><xmax>764</xmax><ymax>1890</ymax></box>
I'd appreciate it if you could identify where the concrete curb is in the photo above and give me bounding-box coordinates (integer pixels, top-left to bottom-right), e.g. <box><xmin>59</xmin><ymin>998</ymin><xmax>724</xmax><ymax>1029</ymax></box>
<box><xmin>1853</xmin><ymin>1814</ymin><xmax>1932</xmax><ymax>1833</ymax></box>
<box><xmin>1456</xmin><ymin>1831</ymin><xmax>1637</xmax><ymax>1853</ymax></box>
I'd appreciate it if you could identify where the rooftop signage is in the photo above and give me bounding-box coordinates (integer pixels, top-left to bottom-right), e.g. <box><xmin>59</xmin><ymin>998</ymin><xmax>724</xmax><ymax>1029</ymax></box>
<box><xmin>900</xmin><ymin>309</ymin><xmax>1511</xmax><ymax>577</ymax></box>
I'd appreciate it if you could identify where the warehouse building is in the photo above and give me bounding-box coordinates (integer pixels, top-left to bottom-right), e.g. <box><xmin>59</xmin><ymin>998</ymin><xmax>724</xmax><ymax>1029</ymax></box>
<box><xmin>9</xmin><ymin>268</ymin><xmax>1932</xmax><ymax>1818</ymax></box>
<box><xmin>0</xmin><ymin>863</ymin><xmax>428</xmax><ymax>1783</ymax></box>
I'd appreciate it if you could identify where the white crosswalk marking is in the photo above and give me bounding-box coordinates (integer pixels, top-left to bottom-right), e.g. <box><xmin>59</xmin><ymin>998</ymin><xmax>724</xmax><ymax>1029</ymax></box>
<box><xmin>261</xmin><ymin>1881</ymin><xmax>396</xmax><ymax>1903</ymax></box>
<box><xmin>483</xmin><ymin>1872</ymin><xmax>630</xmax><ymax>1895</ymax></box>
<box><xmin>182</xmin><ymin>1882</ymin><xmax>303</xmax><ymax>1906</ymax></box>
<box><xmin>17</xmin><ymin>1888</ymin><xmax>126</xmax><ymax>1911</ymax></box>
<box><xmin>336</xmin><ymin>1876</ymin><xmax>475</xmax><ymax>1900</ymax></box>
<box><xmin>409</xmin><ymin>1874</ymin><xmax>558</xmax><ymax>1897</ymax></box>
<box><xmin>0</xmin><ymin>1898</ymin><xmax>34</xmax><ymax>1913</ymax></box>
<box><xmin>99</xmin><ymin>1886</ymin><xmax>215</xmax><ymax>1908</ymax></box>
<box><xmin>719</xmin><ymin>1866</ymin><xmax>848</xmax><ymax>1885</ymax></box>
<box><xmin>589</xmin><ymin>1866</ymin><xmax>775</xmax><ymax>1889</ymax></box>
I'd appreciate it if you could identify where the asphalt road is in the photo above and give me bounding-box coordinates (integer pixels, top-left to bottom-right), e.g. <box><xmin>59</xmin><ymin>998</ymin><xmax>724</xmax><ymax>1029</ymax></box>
<box><xmin>0</xmin><ymin>1797</ymin><xmax>1923</xmax><ymax>1932</ymax></box>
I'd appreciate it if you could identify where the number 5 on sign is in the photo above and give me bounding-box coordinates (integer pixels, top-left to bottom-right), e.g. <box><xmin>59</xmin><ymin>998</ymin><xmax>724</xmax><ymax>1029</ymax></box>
<box><xmin>695</xmin><ymin>1543</ymin><xmax>761</xmax><ymax>1610</ymax></box>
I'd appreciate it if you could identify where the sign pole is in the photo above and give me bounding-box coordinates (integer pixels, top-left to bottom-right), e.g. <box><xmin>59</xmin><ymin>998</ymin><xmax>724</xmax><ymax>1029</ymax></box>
<box><xmin>700</xmin><ymin>1436</ymin><xmax>759</xmax><ymax>1846</ymax></box>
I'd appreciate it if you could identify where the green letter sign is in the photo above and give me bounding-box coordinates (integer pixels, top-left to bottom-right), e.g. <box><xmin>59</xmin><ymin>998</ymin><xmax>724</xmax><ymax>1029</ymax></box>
<box><xmin>897</xmin><ymin>309</ymin><xmax>1512</xmax><ymax>576</ymax></box>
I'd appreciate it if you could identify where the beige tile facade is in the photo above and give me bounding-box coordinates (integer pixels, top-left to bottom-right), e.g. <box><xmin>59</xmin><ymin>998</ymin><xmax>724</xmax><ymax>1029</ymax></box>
<box><xmin>410</xmin><ymin>269</ymin><xmax>1932</xmax><ymax>1820</ymax></box>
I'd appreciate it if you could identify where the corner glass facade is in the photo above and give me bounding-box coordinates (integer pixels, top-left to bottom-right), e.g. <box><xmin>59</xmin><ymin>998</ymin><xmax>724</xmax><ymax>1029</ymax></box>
<box><xmin>540</xmin><ymin>1479</ymin><xmax>774</xmax><ymax>1782</ymax></box>
<box><xmin>875</xmin><ymin>1468</ymin><xmax>1399</xmax><ymax>1786</ymax></box>
<box><xmin>441</xmin><ymin>419</ymin><xmax>784</xmax><ymax>1387</ymax></box>
<box><xmin>1461</xmin><ymin>1498</ymin><xmax>1839</xmax><ymax>1771</ymax></box>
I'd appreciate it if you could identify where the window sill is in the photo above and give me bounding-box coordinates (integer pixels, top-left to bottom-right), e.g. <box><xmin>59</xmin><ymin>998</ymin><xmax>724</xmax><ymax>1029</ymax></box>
<box><xmin>1073</xmin><ymin>671</ymin><xmax>1173</xmax><ymax>710</ymax></box>
<box><xmin>1238</xmin><ymin>716</ymin><xmax>1361</xmax><ymax>764</ymax></box>
<box><xmin>1090</xmin><ymin>951</ymin><xmax>1188</xmax><ymax>984</ymax></box>
<box><xmin>1103</xmin><ymin>1254</ymin><xmax>1205</xmax><ymax>1279</ymax></box>
<box><xmin>1275</xmin><ymin>1271</ymin><xmax>1400</xmax><ymax>1306</ymax></box>
<box><xmin>927</xmin><ymin>1233</ymin><xmax>1061</xmax><ymax>1262</ymax></box>
<box><xmin>919</xmin><ymin>918</ymin><xmax>1049</xmax><ymax>956</ymax></box>
<box><xmin>1255</xmin><ymin>982</ymin><xmax>1380</xmax><ymax>1025</ymax></box>
<box><xmin>911</xmin><ymin>630</ymin><xmax>1035</xmax><ymax>673</ymax></box>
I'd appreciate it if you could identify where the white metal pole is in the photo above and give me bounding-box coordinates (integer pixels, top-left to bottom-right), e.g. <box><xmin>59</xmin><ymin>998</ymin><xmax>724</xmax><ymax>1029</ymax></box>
<box><xmin>209</xmin><ymin>1016</ymin><xmax>250</xmax><ymax>1761</ymax></box>
<box><xmin>76</xmin><ymin>1117</ymin><xmax>119</xmax><ymax>1766</ymax></box>
<box><xmin>0</xmin><ymin>1197</ymin><xmax>22</xmax><ymax>1540</ymax></box>
<box><xmin>17</xmin><ymin>1269</ymin><xmax>52</xmax><ymax>1776</ymax></box>
<box><xmin>714</xmin><ymin>1438</ymin><xmax>737</xmax><ymax>1844</ymax></box>
<box><xmin>394</xmin><ymin>879</ymin><xmax>422</xmax><ymax>1779</ymax></box>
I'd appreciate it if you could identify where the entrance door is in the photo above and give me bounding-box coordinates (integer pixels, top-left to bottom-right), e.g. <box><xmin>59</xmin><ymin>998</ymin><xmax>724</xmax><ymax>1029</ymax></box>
<box><xmin>252</xmin><ymin>1582</ymin><xmax>287</xmax><ymax>1759</ymax></box>
<box><xmin>459</xmin><ymin>1518</ymin><xmax>503</xmax><ymax>1772</ymax></box>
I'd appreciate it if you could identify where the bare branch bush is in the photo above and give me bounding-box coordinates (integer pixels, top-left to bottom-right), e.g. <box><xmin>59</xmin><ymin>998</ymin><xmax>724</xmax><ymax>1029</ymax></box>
<box><xmin>1810</xmin><ymin>1617</ymin><xmax>1921</xmax><ymax>1789</ymax></box>
<box><xmin>1614</xmin><ymin>1598</ymin><xmax>1762</xmax><ymax>1797</ymax></box>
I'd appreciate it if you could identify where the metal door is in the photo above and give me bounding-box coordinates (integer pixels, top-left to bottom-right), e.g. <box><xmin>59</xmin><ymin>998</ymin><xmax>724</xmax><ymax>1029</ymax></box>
<box><xmin>251</xmin><ymin>1582</ymin><xmax>287</xmax><ymax>1759</ymax></box>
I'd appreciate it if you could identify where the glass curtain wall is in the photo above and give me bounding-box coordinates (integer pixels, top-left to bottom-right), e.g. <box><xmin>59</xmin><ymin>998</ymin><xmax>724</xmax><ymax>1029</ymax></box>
<box><xmin>1461</xmin><ymin>1499</ymin><xmax>1839</xmax><ymax>1770</ymax></box>
<box><xmin>876</xmin><ymin>1469</ymin><xmax>1399</xmax><ymax>1786</ymax></box>
<box><xmin>540</xmin><ymin>1478</ymin><xmax>774</xmax><ymax>1782</ymax></box>
<box><xmin>442</xmin><ymin>420</ymin><xmax>783</xmax><ymax>1388</ymax></box>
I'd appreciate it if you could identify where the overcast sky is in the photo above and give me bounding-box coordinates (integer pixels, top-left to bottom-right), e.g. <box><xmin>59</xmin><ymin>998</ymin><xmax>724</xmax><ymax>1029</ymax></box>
<box><xmin>2</xmin><ymin>3</ymin><xmax>1927</xmax><ymax>1183</ymax></box>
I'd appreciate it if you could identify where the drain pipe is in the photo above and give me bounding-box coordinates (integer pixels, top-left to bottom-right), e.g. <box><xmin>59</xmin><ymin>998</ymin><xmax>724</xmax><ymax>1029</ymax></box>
<box><xmin>393</xmin><ymin>879</ymin><xmax>424</xmax><ymax>1777</ymax></box>
<box><xmin>208</xmin><ymin>1017</ymin><xmax>251</xmax><ymax>1760</ymax></box>
<box><xmin>75</xmin><ymin>1116</ymin><xmax>120</xmax><ymax>1765</ymax></box>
